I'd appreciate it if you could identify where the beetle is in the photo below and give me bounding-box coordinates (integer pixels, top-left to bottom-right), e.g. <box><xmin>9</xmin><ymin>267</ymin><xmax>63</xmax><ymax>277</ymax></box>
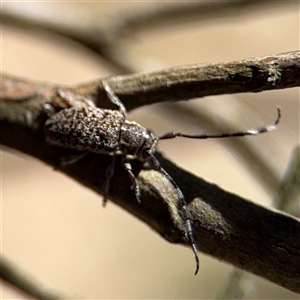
<box><xmin>45</xmin><ymin>79</ymin><xmax>281</xmax><ymax>275</ymax></box>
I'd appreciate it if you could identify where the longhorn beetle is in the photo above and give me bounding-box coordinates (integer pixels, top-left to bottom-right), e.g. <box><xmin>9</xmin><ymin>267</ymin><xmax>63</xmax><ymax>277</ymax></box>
<box><xmin>45</xmin><ymin>80</ymin><xmax>281</xmax><ymax>275</ymax></box>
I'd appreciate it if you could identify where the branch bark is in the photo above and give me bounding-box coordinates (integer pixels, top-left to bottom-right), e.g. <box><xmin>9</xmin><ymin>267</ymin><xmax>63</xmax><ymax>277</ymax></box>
<box><xmin>1</xmin><ymin>67</ymin><xmax>300</xmax><ymax>293</ymax></box>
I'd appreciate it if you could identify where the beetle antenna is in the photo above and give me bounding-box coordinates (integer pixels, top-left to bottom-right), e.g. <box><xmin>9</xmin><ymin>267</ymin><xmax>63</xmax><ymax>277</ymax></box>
<box><xmin>159</xmin><ymin>107</ymin><xmax>281</xmax><ymax>140</ymax></box>
<box><xmin>148</xmin><ymin>153</ymin><xmax>200</xmax><ymax>275</ymax></box>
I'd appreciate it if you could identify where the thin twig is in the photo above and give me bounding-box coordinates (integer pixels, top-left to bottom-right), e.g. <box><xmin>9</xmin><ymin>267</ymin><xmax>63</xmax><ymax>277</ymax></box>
<box><xmin>274</xmin><ymin>146</ymin><xmax>300</xmax><ymax>215</ymax></box>
<box><xmin>2</xmin><ymin>1</ymin><xmax>296</xmax><ymax>73</ymax></box>
<box><xmin>0</xmin><ymin>256</ymin><xmax>64</xmax><ymax>300</ymax></box>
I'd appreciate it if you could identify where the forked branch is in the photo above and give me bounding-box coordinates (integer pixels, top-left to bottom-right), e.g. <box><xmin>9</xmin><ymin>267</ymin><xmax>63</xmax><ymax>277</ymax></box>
<box><xmin>1</xmin><ymin>56</ymin><xmax>300</xmax><ymax>293</ymax></box>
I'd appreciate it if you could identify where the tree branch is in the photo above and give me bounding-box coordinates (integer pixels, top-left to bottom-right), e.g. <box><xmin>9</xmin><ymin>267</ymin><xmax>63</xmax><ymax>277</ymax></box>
<box><xmin>1</xmin><ymin>68</ymin><xmax>300</xmax><ymax>293</ymax></box>
<box><xmin>217</xmin><ymin>145</ymin><xmax>300</xmax><ymax>299</ymax></box>
<box><xmin>2</xmin><ymin>51</ymin><xmax>299</xmax><ymax>113</ymax></box>
<box><xmin>56</xmin><ymin>51</ymin><xmax>299</xmax><ymax>111</ymax></box>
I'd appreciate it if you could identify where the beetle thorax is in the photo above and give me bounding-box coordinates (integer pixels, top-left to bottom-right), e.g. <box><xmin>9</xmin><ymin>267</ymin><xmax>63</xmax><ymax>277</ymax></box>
<box><xmin>120</xmin><ymin>121</ymin><xmax>158</xmax><ymax>161</ymax></box>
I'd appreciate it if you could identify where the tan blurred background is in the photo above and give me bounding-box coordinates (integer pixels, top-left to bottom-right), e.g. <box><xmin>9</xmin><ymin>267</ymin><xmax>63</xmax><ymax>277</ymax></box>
<box><xmin>1</xmin><ymin>2</ymin><xmax>299</xmax><ymax>299</ymax></box>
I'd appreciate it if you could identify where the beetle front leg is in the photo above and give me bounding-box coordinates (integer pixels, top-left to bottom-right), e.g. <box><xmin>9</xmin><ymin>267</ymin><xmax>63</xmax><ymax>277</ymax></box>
<box><xmin>122</xmin><ymin>156</ymin><xmax>141</xmax><ymax>203</ymax></box>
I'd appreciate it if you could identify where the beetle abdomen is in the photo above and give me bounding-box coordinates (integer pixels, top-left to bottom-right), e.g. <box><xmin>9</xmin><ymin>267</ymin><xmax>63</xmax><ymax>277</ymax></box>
<box><xmin>45</xmin><ymin>106</ymin><xmax>125</xmax><ymax>153</ymax></box>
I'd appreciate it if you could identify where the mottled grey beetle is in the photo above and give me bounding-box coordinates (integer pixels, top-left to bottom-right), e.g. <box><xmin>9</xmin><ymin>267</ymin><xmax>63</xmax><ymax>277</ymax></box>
<box><xmin>45</xmin><ymin>80</ymin><xmax>281</xmax><ymax>275</ymax></box>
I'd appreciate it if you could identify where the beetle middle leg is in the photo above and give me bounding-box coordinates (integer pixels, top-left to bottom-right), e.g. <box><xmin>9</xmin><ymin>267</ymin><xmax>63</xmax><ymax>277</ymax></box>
<box><xmin>103</xmin><ymin>155</ymin><xmax>117</xmax><ymax>207</ymax></box>
<box><xmin>59</xmin><ymin>151</ymin><xmax>89</xmax><ymax>166</ymax></box>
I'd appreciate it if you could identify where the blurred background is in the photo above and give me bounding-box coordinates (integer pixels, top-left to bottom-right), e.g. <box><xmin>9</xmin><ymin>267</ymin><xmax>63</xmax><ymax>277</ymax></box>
<box><xmin>1</xmin><ymin>2</ymin><xmax>299</xmax><ymax>299</ymax></box>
